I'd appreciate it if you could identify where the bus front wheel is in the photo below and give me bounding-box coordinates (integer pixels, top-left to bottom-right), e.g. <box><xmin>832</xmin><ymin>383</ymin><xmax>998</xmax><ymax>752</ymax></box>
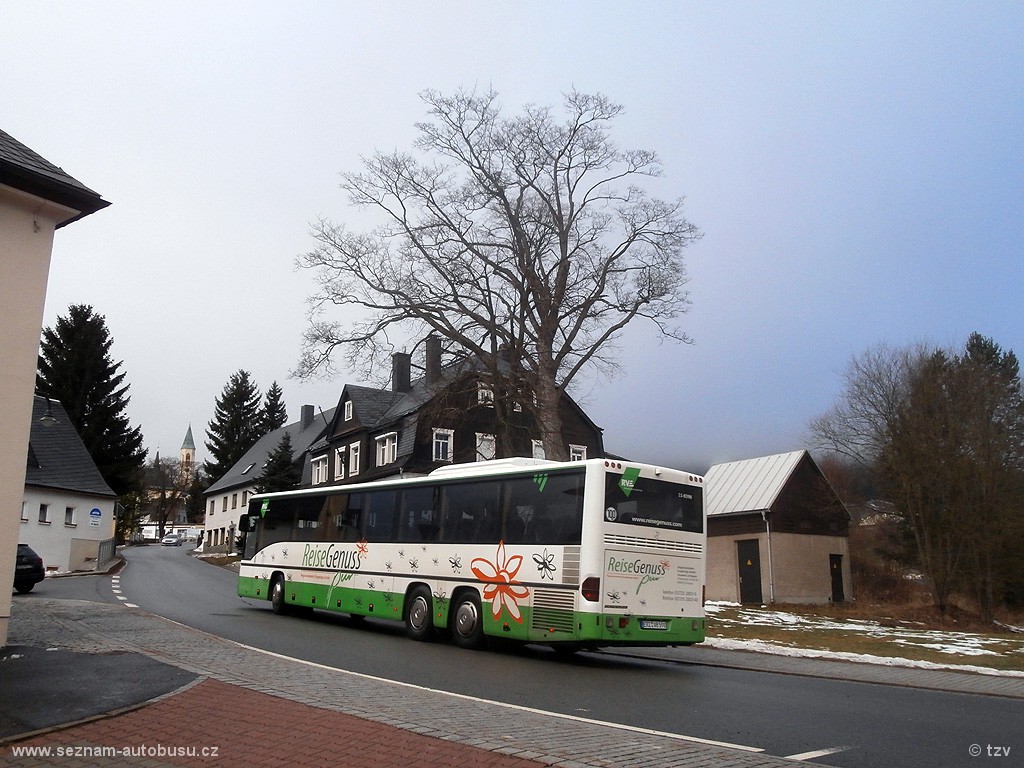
<box><xmin>404</xmin><ymin>586</ymin><xmax>435</xmax><ymax>641</ymax></box>
<box><xmin>451</xmin><ymin>592</ymin><xmax>484</xmax><ymax>649</ymax></box>
<box><xmin>270</xmin><ymin>576</ymin><xmax>289</xmax><ymax>615</ymax></box>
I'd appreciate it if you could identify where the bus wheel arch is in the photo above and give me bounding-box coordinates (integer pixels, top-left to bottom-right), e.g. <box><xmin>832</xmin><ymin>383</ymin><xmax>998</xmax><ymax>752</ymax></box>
<box><xmin>450</xmin><ymin>588</ymin><xmax>485</xmax><ymax>650</ymax></box>
<box><xmin>270</xmin><ymin>572</ymin><xmax>289</xmax><ymax>615</ymax></box>
<box><xmin>403</xmin><ymin>584</ymin><xmax>435</xmax><ymax>641</ymax></box>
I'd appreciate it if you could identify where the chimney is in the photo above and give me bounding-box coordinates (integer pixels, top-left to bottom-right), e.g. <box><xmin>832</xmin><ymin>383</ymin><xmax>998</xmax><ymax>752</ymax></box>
<box><xmin>301</xmin><ymin>404</ymin><xmax>314</xmax><ymax>428</ymax></box>
<box><xmin>392</xmin><ymin>352</ymin><xmax>412</xmax><ymax>392</ymax></box>
<box><xmin>425</xmin><ymin>335</ymin><xmax>442</xmax><ymax>384</ymax></box>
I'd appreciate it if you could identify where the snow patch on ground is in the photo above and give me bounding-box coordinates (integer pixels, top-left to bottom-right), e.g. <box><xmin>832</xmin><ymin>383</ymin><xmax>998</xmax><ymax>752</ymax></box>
<box><xmin>703</xmin><ymin>636</ymin><xmax>1024</xmax><ymax>677</ymax></box>
<box><xmin>704</xmin><ymin>601</ymin><xmax>1024</xmax><ymax>676</ymax></box>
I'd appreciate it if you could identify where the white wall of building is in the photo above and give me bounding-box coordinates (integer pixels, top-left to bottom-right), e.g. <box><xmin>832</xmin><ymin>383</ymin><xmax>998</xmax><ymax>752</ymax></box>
<box><xmin>19</xmin><ymin>486</ymin><xmax>115</xmax><ymax>572</ymax></box>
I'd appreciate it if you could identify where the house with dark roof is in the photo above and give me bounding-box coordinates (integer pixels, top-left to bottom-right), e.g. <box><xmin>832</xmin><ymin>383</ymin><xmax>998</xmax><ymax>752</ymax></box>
<box><xmin>21</xmin><ymin>396</ymin><xmax>117</xmax><ymax>572</ymax></box>
<box><xmin>704</xmin><ymin>450</ymin><xmax>851</xmax><ymax>604</ymax></box>
<box><xmin>310</xmin><ymin>337</ymin><xmax>604</xmax><ymax>487</ymax></box>
<box><xmin>202</xmin><ymin>405</ymin><xmax>336</xmax><ymax>551</ymax></box>
<box><xmin>2</xmin><ymin>127</ymin><xmax>109</xmax><ymax>645</ymax></box>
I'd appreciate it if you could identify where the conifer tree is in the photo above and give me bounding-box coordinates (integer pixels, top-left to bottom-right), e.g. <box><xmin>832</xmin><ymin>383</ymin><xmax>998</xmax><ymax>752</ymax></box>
<box><xmin>37</xmin><ymin>304</ymin><xmax>146</xmax><ymax>496</ymax></box>
<box><xmin>262</xmin><ymin>381</ymin><xmax>288</xmax><ymax>432</ymax></box>
<box><xmin>204</xmin><ymin>370</ymin><xmax>263</xmax><ymax>480</ymax></box>
<box><xmin>255</xmin><ymin>433</ymin><xmax>301</xmax><ymax>493</ymax></box>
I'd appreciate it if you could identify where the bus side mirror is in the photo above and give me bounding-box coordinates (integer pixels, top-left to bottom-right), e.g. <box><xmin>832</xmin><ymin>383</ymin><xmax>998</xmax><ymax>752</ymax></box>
<box><xmin>238</xmin><ymin>514</ymin><xmax>257</xmax><ymax>533</ymax></box>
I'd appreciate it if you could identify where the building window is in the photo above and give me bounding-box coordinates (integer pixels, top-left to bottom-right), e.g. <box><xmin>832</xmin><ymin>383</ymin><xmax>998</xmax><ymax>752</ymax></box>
<box><xmin>344</xmin><ymin>400</ymin><xmax>353</xmax><ymax>421</ymax></box>
<box><xmin>65</xmin><ymin>506</ymin><xmax>77</xmax><ymax>526</ymax></box>
<box><xmin>432</xmin><ymin>428</ymin><xmax>454</xmax><ymax>462</ymax></box>
<box><xmin>21</xmin><ymin>502</ymin><xmax>28</xmax><ymax>523</ymax></box>
<box><xmin>312</xmin><ymin>455</ymin><xmax>328</xmax><ymax>485</ymax></box>
<box><xmin>532</xmin><ymin>440</ymin><xmax>545</xmax><ymax>460</ymax></box>
<box><xmin>222</xmin><ymin>496</ymin><xmax>228</xmax><ymax>512</ymax></box>
<box><xmin>242</xmin><ymin>491</ymin><xmax>249</xmax><ymax>507</ymax></box>
<box><xmin>349</xmin><ymin>442</ymin><xmax>361</xmax><ymax>476</ymax></box>
<box><xmin>376</xmin><ymin>432</ymin><xmax>398</xmax><ymax>466</ymax></box>
<box><xmin>38</xmin><ymin>503</ymin><xmax>50</xmax><ymax>524</ymax></box>
<box><xmin>569</xmin><ymin>444</ymin><xmax>588</xmax><ymax>461</ymax></box>
<box><xmin>241</xmin><ymin>463</ymin><xmax>255</xmax><ymax>475</ymax></box>
<box><xmin>478</xmin><ymin>381</ymin><xmax>494</xmax><ymax>406</ymax></box>
<box><xmin>476</xmin><ymin>433</ymin><xmax>495</xmax><ymax>462</ymax></box>
<box><xmin>209</xmin><ymin>499</ymin><xmax>215</xmax><ymax>515</ymax></box>
<box><xmin>231</xmin><ymin>493</ymin><xmax>238</xmax><ymax>509</ymax></box>
<box><xmin>335</xmin><ymin>447</ymin><xmax>346</xmax><ymax>479</ymax></box>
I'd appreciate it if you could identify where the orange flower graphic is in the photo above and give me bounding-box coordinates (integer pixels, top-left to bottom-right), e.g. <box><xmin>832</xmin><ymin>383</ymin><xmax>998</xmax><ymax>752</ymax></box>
<box><xmin>471</xmin><ymin>541</ymin><xmax>530</xmax><ymax>623</ymax></box>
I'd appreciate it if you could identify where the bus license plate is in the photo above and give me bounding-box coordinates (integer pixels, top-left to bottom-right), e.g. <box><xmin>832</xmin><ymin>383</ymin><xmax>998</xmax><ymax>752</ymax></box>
<box><xmin>639</xmin><ymin>619</ymin><xmax>668</xmax><ymax>630</ymax></box>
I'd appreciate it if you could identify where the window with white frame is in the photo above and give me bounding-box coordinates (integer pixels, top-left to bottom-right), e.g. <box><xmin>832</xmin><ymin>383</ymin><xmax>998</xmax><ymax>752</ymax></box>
<box><xmin>334</xmin><ymin>446</ymin><xmax>346</xmax><ymax>479</ymax></box>
<box><xmin>21</xmin><ymin>502</ymin><xmax>28</xmax><ymax>523</ymax></box>
<box><xmin>532</xmin><ymin>440</ymin><xmax>545</xmax><ymax>460</ymax></box>
<box><xmin>311</xmin><ymin>455</ymin><xmax>328</xmax><ymax>485</ymax></box>
<box><xmin>569</xmin><ymin>444</ymin><xmax>588</xmax><ymax>461</ymax></box>
<box><xmin>375</xmin><ymin>432</ymin><xmax>398</xmax><ymax>466</ymax></box>
<box><xmin>38</xmin><ymin>503</ymin><xmax>50</xmax><ymax>524</ymax></box>
<box><xmin>432</xmin><ymin>428</ymin><xmax>454</xmax><ymax>462</ymax></box>
<box><xmin>65</xmin><ymin>506</ymin><xmax>76</xmax><ymax>526</ymax></box>
<box><xmin>344</xmin><ymin>400</ymin><xmax>353</xmax><ymax>421</ymax></box>
<box><xmin>349</xmin><ymin>442</ymin><xmax>361</xmax><ymax>476</ymax></box>
<box><xmin>477</xmin><ymin>381</ymin><xmax>494</xmax><ymax>406</ymax></box>
<box><xmin>476</xmin><ymin>433</ymin><xmax>495</xmax><ymax>461</ymax></box>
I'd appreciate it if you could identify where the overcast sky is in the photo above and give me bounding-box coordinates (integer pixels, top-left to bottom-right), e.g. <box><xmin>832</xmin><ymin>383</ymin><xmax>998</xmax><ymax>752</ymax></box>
<box><xmin>4</xmin><ymin>2</ymin><xmax>1022</xmax><ymax>471</ymax></box>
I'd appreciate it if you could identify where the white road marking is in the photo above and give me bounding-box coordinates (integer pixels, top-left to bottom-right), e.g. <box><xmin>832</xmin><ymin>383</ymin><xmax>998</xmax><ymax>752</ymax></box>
<box><xmin>785</xmin><ymin>746</ymin><xmax>850</xmax><ymax>761</ymax></box>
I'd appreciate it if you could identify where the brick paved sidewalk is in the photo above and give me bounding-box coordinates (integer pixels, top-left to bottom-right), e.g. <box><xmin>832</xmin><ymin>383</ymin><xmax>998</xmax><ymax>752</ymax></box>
<box><xmin>5</xmin><ymin>678</ymin><xmax>547</xmax><ymax>768</ymax></box>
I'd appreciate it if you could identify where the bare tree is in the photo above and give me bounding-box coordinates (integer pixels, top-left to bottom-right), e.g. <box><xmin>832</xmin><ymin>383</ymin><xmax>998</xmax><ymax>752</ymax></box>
<box><xmin>297</xmin><ymin>89</ymin><xmax>700</xmax><ymax>459</ymax></box>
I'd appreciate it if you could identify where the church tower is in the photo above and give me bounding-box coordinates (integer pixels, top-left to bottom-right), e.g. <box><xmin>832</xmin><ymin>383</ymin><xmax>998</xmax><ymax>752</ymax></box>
<box><xmin>180</xmin><ymin>425</ymin><xmax>196</xmax><ymax>483</ymax></box>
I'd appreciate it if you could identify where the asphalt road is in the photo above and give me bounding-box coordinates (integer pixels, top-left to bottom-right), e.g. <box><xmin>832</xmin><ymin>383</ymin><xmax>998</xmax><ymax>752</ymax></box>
<box><xmin>28</xmin><ymin>545</ymin><xmax>1023</xmax><ymax>768</ymax></box>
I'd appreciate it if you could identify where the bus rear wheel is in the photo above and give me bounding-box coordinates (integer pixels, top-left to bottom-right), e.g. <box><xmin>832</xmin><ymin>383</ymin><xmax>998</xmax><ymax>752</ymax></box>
<box><xmin>451</xmin><ymin>592</ymin><xmax>484</xmax><ymax>649</ymax></box>
<box><xmin>404</xmin><ymin>587</ymin><xmax>434</xmax><ymax>641</ymax></box>
<box><xmin>270</xmin><ymin>576</ymin><xmax>289</xmax><ymax>615</ymax></box>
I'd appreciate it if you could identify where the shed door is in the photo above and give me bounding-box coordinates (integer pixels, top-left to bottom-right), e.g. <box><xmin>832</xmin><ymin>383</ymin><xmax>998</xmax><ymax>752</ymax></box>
<box><xmin>736</xmin><ymin>539</ymin><xmax>763</xmax><ymax>604</ymax></box>
<box><xmin>830</xmin><ymin>554</ymin><xmax>845</xmax><ymax>603</ymax></box>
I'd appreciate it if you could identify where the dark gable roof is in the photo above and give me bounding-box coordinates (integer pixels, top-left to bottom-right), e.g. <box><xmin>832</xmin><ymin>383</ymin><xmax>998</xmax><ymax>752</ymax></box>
<box><xmin>345</xmin><ymin>384</ymin><xmax>405</xmax><ymax>427</ymax></box>
<box><xmin>25</xmin><ymin>396</ymin><xmax>115</xmax><ymax>498</ymax></box>
<box><xmin>205</xmin><ymin>406</ymin><xmax>338</xmax><ymax>495</ymax></box>
<box><xmin>0</xmin><ymin>127</ymin><xmax>110</xmax><ymax>227</ymax></box>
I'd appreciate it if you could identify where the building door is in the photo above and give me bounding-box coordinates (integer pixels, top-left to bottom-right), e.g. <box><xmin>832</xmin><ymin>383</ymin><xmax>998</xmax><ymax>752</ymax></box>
<box><xmin>830</xmin><ymin>554</ymin><xmax>845</xmax><ymax>603</ymax></box>
<box><xmin>736</xmin><ymin>539</ymin><xmax>763</xmax><ymax>604</ymax></box>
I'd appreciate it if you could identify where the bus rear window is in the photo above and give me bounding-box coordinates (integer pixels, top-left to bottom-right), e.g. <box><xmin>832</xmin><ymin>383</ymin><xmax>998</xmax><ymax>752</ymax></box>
<box><xmin>604</xmin><ymin>474</ymin><xmax>703</xmax><ymax>533</ymax></box>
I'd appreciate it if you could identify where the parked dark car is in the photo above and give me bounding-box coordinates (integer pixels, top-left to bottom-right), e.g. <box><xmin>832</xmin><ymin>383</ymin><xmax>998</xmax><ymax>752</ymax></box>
<box><xmin>14</xmin><ymin>544</ymin><xmax>45</xmax><ymax>593</ymax></box>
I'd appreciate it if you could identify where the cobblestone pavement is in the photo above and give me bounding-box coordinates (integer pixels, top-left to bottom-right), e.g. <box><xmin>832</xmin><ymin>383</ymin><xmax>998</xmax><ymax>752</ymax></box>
<box><xmin>2</xmin><ymin>598</ymin><xmax>1019</xmax><ymax>767</ymax></box>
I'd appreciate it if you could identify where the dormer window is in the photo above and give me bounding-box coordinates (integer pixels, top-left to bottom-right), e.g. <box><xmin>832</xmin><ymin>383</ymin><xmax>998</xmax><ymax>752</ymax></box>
<box><xmin>344</xmin><ymin>400</ymin><xmax>353</xmax><ymax>421</ymax></box>
<box><xmin>478</xmin><ymin>381</ymin><xmax>494</xmax><ymax>406</ymax></box>
<box><xmin>375</xmin><ymin>432</ymin><xmax>398</xmax><ymax>465</ymax></box>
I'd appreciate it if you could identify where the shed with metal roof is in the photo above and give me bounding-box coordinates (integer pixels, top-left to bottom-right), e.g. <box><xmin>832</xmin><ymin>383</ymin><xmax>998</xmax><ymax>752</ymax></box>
<box><xmin>705</xmin><ymin>450</ymin><xmax>851</xmax><ymax>604</ymax></box>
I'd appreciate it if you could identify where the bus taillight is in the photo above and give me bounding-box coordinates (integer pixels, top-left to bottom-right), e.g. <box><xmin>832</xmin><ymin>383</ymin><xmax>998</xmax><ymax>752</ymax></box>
<box><xmin>581</xmin><ymin>577</ymin><xmax>600</xmax><ymax>602</ymax></box>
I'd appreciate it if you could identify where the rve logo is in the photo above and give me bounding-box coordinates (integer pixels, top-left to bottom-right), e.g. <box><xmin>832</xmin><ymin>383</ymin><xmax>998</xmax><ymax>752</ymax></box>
<box><xmin>533</xmin><ymin>473</ymin><xmax>548</xmax><ymax>492</ymax></box>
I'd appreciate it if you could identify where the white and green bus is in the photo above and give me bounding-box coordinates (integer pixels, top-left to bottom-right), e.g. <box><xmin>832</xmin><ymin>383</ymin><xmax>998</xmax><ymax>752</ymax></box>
<box><xmin>238</xmin><ymin>457</ymin><xmax>706</xmax><ymax>650</ymax></box>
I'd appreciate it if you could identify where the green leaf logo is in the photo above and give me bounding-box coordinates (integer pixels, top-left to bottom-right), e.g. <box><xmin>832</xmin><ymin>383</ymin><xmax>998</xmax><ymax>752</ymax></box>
<box><xmin>533</xmin><ymin>473</ymin><xmax>549</xmax><ymax>492</ymax></box>
<box><xmin>260</xmin><ymin>499</ymin><xmax>270</xmax><ymax>518</ymax></box>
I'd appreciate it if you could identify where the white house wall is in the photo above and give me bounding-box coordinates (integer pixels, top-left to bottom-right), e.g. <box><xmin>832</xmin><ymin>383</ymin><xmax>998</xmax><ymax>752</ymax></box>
<box><xmin>20</xmin><ymin>486</ymin><xmax>116</xmax><ymax>572</ymax></box>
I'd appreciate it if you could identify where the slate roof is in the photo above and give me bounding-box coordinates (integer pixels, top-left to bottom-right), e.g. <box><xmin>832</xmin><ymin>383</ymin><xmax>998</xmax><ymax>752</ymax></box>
<box><xmin>25</xmin><ymin>396</ymin><xmax>115</xmax><ymax>498</ymax></box>
<box><xmin>0</xmin><ymin>127</ymin><xmax>110</xmax><ymax>227</ymax></box>
<box><xmin>705</xmin><ymin>450</ymin><xmax>806</xmax><ymax>517</ymax></box>
<box><xmin>205</xmin><ymin>407</ymin><xmax>338</xmax><ymax>495</ymax></box>
<box><xmin>181</xmin><ymin>425</ymin><xmax>195</xmax><ymax>451</ymax></box>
